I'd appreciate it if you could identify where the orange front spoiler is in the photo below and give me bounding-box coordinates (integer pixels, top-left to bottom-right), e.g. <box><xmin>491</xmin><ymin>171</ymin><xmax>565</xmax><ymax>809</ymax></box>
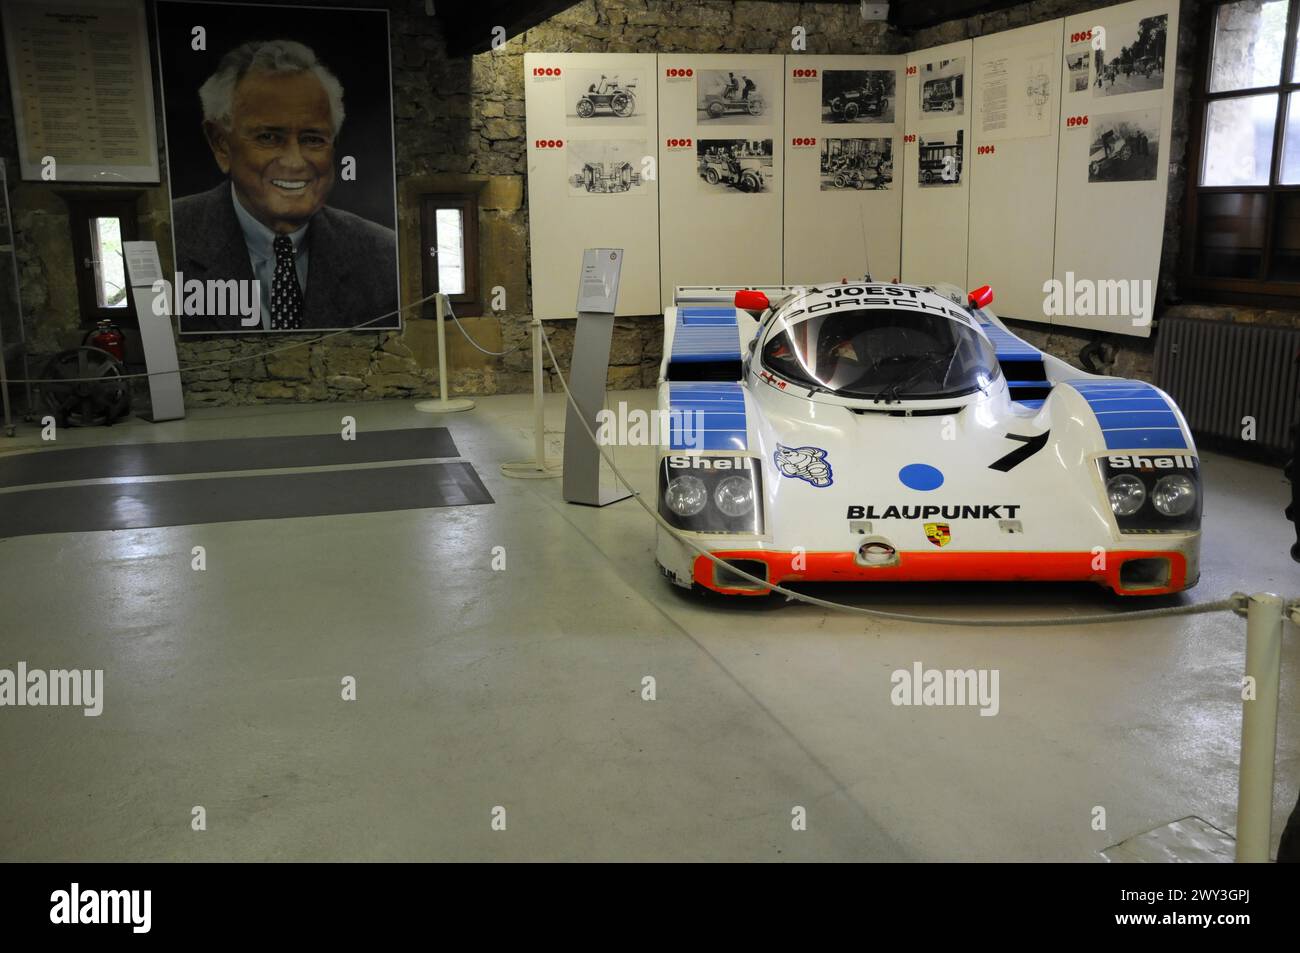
<box><xmin>693</xmin><ymin>549</ymin><xmax>1189</xmax><ymax>597</ymax></box>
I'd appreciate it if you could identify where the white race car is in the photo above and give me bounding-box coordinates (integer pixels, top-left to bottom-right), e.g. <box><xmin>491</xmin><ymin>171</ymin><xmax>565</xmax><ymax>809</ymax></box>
<box><xmin>654</xmin><ymin>281</ymin><xmax>1201</xmax><ymax>598</ymax></box>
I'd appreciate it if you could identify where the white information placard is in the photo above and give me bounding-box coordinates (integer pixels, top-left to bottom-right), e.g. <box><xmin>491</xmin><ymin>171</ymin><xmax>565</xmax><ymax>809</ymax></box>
<box><xmin>901</xmin><ymin>39</ymin><xmax>973</xmax><ymax>290</ymax></box>
<box><xmin>1052</xmin><ymin>0</ymin><xmax>1178</xmax><ymax>338</ymax></box>
<box><xmin>122</xmin><ymin>240</ymin><xmax>163</xmax><ymax>287</ymax></box>
<box><xmin>525</xmin><ymin>52</ymin><xmax>658</xmax><ymax>319</ymax></box>
<box><xmin>576</xmin><ymin>247</ymin><xmax>623</xmax><ymax>314</ymax></box>
<box><xmin>783</xmin><ymin>55</ymin><xmax>905</xmax><ymax>285</ymax></box>
<box><xmin>123</xmin><ymin>240</ymin><xmax>184</xmax><ymax>422</ymax></box>
<box><xmin>658</xmin><ymin>53</ymin><xmax>785</xmax><ymax>302</ymax></box>
<box><xmin>967</xmin><ymin>20</ymin><xmax>1064</xmax><ymax>323</ymax></box>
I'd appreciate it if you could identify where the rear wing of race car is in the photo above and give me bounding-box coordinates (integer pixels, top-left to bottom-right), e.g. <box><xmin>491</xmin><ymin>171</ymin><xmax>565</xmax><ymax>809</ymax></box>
<box><xmin>673</xmin><ymin>284</ymin><xmax>805</xmax><ymax>308</ymax></box>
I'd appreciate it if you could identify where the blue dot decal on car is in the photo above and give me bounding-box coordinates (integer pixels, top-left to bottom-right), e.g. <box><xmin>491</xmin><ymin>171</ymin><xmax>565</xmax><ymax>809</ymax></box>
<box><xmin>899</xmin><ymin>463</ymin><xmax>944</xmax><ymax>491</ymax></box>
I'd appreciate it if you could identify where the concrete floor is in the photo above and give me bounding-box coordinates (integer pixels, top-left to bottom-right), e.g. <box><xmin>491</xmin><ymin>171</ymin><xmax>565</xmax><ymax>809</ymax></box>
<box><xmin>0</xmin><ymin>389</ymin><xmax>1296</xmax><ymax>861</ymax></box>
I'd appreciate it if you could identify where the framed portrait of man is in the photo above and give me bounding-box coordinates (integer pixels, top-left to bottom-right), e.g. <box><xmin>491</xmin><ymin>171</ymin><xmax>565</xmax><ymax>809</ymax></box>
<box><xmin>155</xmin><ymin>1</ymin><xmax>400</xmax><ymax>333</ymax></box>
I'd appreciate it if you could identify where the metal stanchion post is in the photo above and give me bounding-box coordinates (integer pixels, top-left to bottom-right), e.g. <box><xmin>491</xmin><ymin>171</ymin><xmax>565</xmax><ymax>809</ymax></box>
<box><xmin>500</xmin><ymin>315</ymin><xmax>562</xmax><ymax>479</ymax></box>
<box><xmin>415</xmin><ymin>293</ymin><xmax>475</xmax><ymax>414</ymax></box>
<box><xmin>1235</xmin><ymin>592</ymin><xmax>1284</xmax><ymax>862</ymax></box>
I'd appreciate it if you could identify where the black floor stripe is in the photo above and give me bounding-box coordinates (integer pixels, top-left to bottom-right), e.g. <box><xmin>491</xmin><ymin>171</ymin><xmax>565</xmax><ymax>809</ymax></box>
<box><xmin>0</xmin><ymin>462</ymin><xmax>493</xmax><ymax>539</ymax></box>
<box><xmin>0</xmin><ymin>427</ymin><xmax>460</xmax><ymax>488</ymax></box>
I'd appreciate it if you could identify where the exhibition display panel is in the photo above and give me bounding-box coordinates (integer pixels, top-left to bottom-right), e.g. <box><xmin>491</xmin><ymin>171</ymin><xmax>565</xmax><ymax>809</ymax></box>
<box><xmin>901</xmin><ymin>39</ymin><xmax>974</xmax><ymax>290</ymax></box>
<box><xmin>657</xmin><ymin>53</ymin><xmax>785</xmax><ymax>305</ymax></box>
<box><xmin>967</xmin><ymin>19</ymin><xmax>1065</xmax><ymax>324</ymax></box>
<box><xmin>783</xmin><ymin>55</ymin><xmax>906</xmax><ymax>284</ymax></box>
<box><xmin>1052</xmin><ymin>0</ymin><xmax>1178</xmax><ymax>336</ymax></box>
<box><xmin>524</xmin><ymin>52</ymin><xmax>660</xmax><ymax>318</ymax></box>
<box><xmin>522</xmin><ymin>8</ymin><xmax>1177</xmax><ymax>330</ymax></box>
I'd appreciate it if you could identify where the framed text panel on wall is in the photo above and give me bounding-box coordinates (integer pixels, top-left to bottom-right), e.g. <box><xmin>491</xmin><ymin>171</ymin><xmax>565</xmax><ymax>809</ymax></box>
<box><xmin>1052</xmin><ymin>0</ymin><xmax>1178</xmax><ymax>337</ymax></box>
<box><xmin>525</xmin><ymin>52</ymin><xmax>660</xmax><ymax>318</ymax></box>
<box><xmin>783</xmin><ymin>55</ymin><xmax>906</xmax><ymax>286</ymax></box>
<box><xmin>901</xmin><ymin>39</ymin><xmax>974</xmax><ymax>290</ymax></box>
<box><xmin>1</xmin><ymin>0</ymin><xmax>160</xmax><ymax>183</ymax></box>
<box><xmin>967</xmin><ymin>19</ymin><xmax>1065</xmax><ymax>324</ymax></box>
<box><xmin>657</xmin><ymin>54</ymin><xmax>785</xmax><ymax>303</ymax></box>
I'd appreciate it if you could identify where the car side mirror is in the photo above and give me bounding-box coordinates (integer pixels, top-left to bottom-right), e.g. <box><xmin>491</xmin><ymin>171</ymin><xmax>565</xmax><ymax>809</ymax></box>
<box><xmin>968</xmin><ymin>285</ymin><xmax>994</xmax><ymax>309</ymax></box>
<box><xmin>735</xmin><ymin>289</ymin><xmax>770</xmax><ymax>313</ymax></box>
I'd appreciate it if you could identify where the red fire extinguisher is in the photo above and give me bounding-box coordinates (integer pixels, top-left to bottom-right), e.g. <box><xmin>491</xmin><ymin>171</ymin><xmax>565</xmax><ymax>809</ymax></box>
<box><xmin>85</xmin><ymin>319</ymin><xmax>125</xmax><ymax>363</ymax></box>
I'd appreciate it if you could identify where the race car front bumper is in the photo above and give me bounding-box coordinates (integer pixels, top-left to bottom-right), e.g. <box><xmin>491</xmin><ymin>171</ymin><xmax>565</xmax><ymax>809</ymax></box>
<box><xmin>682</xmin><ymin>548</ymin><xmax>1195</xmax><ymax>597</ymax></box>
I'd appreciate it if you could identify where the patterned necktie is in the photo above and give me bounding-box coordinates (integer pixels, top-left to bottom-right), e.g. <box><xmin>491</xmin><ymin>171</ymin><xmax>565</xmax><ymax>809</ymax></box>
<box><xmin>270</xmin><ymin>234</ymin><xmax>304</xmax><ymax>330</ymax></box>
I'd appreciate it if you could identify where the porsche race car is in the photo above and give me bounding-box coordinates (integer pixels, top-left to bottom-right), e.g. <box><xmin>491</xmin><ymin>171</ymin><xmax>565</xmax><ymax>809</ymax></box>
<box><xmin>655</xmin><ymin>281</ymin><xmax>1201</xmax><ymax>597</ymax></box>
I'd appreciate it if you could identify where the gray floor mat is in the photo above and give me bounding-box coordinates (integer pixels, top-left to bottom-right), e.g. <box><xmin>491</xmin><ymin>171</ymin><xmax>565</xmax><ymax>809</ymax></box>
<box><xmin>0</xmin><ymin>462</ymin><xmax>493</xmax><ymax>539</ymax></box>
<box><xmin>0</xmin><ymin>427</ymin><xmax>460</xmax><ymax>488</ymax></box>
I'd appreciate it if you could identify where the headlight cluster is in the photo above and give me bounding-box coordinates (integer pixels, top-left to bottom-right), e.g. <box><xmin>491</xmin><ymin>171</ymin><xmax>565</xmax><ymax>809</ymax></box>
<box><xmin>659</xmin><ymin>455</ymin><xmax>764</xmax><ymax>534</ymax></box>
<box><xmin>1099</xmin><ymin>454</ymin><xmax>1201</xmax><ymax>532</ymax></box>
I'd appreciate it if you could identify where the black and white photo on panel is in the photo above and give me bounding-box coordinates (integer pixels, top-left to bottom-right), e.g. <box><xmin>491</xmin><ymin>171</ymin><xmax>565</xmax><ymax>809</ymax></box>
<box><xmin>697</xmin><ymin>138</ymin><xmax>773</xmax><ymax>194</ymax></box>
<box><xmin>696</xmin><ymin>68</ymin><xmax>770</xmax><ymax>123</ymax></box>
<box><xmin>821</xmin><ymin>70</ymin><xmax>895</xmax><ymax>124</ymax></box>
<box><xmin>820</xmin><ymin>137</ymin><xmax>893</xmax><ymax>191</ymax></box>
<box><xmin>567</xmin><ymin>139</ymin><xmax>650</xmax><ymax>195</ymax></box>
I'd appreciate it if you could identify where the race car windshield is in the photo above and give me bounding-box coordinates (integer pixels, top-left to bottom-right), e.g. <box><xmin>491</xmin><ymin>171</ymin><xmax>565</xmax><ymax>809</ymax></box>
<box><xmin>760</xmin><ymin>307</ymin><xmax>1000</xmax><ymax>401</ymax></box>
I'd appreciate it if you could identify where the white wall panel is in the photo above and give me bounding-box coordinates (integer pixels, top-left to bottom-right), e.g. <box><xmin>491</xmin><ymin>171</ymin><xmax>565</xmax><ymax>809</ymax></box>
<box><xmin>901</xmin><ymin>39</ymin><xmax>974</xmax><ymax>290</ymax></box>
<box><xmin>1052</xmin><ymin>0</ymin><xmax>1178</xmax><ymax>337</ymax></box>
<box><xmin>783</xmin><ymin>55</ymin><xmax>906</xmax><ymax>285</ymax></box>
<box><xmin>658</xmin><ymin>54</ymin><xmax>784</xmax><ymax>302</ymax></box>
<box><xmin>967</xmin><ymin>19</ymin><xmax>1065</xmax><ymax>323</ymax></box>
<box><xmin>525</xmin><ymin>52</ymin><xmax>659</xmax><ymax>318</ymax></box>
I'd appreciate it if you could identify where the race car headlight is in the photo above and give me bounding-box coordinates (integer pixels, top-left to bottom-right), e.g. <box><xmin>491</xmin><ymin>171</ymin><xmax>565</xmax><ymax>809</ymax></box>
<box><xmin>1152</xmin><ymin>474</ymin><xmax>1197</xmax><ymax>517</ymax></box>
<box><xmin>664</xmin><ymin>475</ymin><xmax>708</xmax><ymax>517</ymax></box>
<box><xmin>1106</xmin><ymin>473</ymin><xmax>1146</xmax><ymax>516</ymax></box>
<box><xmin>714</xmin><ymin>475</ymin><xmax>754</xmax><ymax>517</ymax></box>
<box><xmin>1097</xmin><ymin>454</ymin><xmax>1200</xmax><ymax>533</ymax></box>
<box><xmin>659</xmin><ymin>455</ymin><xmax>764</xmax><ymax>534</ymax></box>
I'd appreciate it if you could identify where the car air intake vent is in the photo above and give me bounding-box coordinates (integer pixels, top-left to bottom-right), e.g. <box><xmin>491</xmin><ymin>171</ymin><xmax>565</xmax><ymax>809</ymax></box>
<box><xmin>850</xmin><ymin>405</ymin><xmax>965</xmax><ymax>417</ymax></box>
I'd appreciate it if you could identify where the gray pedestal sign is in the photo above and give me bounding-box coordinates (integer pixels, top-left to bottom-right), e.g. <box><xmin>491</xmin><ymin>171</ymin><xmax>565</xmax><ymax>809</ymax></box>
<box><xmin>563</xmin><ymin>248</ymin><xmax>632</xmax><ymax>507</ymax></box>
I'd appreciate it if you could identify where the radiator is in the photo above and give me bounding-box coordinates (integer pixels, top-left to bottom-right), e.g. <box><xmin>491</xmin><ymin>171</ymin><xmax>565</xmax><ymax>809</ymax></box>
<box><xmin>1154</xmin><ymin>317</ymin><xmax>1300</xmax><ymax>457</ymax></box>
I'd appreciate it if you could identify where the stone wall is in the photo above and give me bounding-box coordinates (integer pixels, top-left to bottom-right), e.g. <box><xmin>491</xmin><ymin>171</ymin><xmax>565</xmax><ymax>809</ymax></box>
<box><xmin>0</xmin><ymin>0</ymin><xmax>1270</xmax><ymax>409</ymax></box>
<box><xmin>0</xmin><ymin>0</ymin><xmax>906</xmax><ymax>408</ymax></box>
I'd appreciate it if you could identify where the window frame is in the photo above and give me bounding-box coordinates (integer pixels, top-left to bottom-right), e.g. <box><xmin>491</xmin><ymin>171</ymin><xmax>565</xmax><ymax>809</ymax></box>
<box><xmin>63</xmin><ymin>193</ymin><xmax>141</xmax><ymax>326</ymax></box>
<box><xmin>1182</xmin><ymin>0</ymin><xmax>1300</xmax><ymax>305</ymax></box>
<box><xmin>418</xmin><ymin>192</ymin><xmax>482</xmax><ymax>317</ymax></box>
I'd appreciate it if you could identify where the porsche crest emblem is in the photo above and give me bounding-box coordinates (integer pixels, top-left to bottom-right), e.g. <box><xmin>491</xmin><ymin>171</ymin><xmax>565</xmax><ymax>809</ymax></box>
<box><xmin>924</xmin><ymin>522</ymin><xmax>951</xmax><ymax>547</ymax></box>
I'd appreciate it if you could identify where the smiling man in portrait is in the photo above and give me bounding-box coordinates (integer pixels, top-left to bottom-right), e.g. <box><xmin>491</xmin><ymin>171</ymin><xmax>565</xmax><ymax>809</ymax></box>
<box><xmin>172</xmin><ymin>39</ymin><xmax>398</xmax><ymax>332</ymax></box>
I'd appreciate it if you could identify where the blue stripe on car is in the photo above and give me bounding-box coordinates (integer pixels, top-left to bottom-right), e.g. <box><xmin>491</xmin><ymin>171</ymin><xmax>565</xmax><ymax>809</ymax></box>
<box><xmin>1067</xmin><ymin>380</ymin><xmax>1188</xmax><ymax>450</ymax></box>
<box><xmin>668</xmin><ymin>381</ymin><xmax>747</xmax><ymax>451</ymax></box>
<box><xmin>670</xmin><ymin>307</ymin><xmax>742</xmax><ymax>364</ymax></box>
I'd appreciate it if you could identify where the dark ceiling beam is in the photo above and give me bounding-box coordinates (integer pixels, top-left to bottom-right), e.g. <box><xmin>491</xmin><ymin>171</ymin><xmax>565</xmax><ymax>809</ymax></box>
<box><xmin>436</xmin><ymin>0</ymin><xmax>579</xmax><ymax>58</ymax></box>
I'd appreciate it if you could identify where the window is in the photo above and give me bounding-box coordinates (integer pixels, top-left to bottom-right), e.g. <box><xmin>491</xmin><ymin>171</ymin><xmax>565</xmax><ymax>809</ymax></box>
<box><xmin>419</xmin><ymin>193</ymin><xmax>481</xmax><ymax>317</ymax></box>
<box><xmin>65</xmin><ymin>195</ymin><xmax>140</xmax><ymax>325</ymax></box>
<box><xmin>1185</xmin><ymin>0</ymin><xmax>1300</xmax><ymax>301</ymax></box>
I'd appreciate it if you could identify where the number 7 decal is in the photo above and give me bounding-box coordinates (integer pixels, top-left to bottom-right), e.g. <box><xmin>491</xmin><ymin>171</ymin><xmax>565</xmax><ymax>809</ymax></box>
<box><xmin>989</xmin><ymin>431</ymin><xmax>1050</xmax><ymax>472</ymax></box>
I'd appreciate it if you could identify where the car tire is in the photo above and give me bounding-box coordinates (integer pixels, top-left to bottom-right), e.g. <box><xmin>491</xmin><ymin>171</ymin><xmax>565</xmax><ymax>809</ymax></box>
<box><xmin>576</xmin><ymin>99</ymin><xmax>594</xmax><ymax>118</ymax></box>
